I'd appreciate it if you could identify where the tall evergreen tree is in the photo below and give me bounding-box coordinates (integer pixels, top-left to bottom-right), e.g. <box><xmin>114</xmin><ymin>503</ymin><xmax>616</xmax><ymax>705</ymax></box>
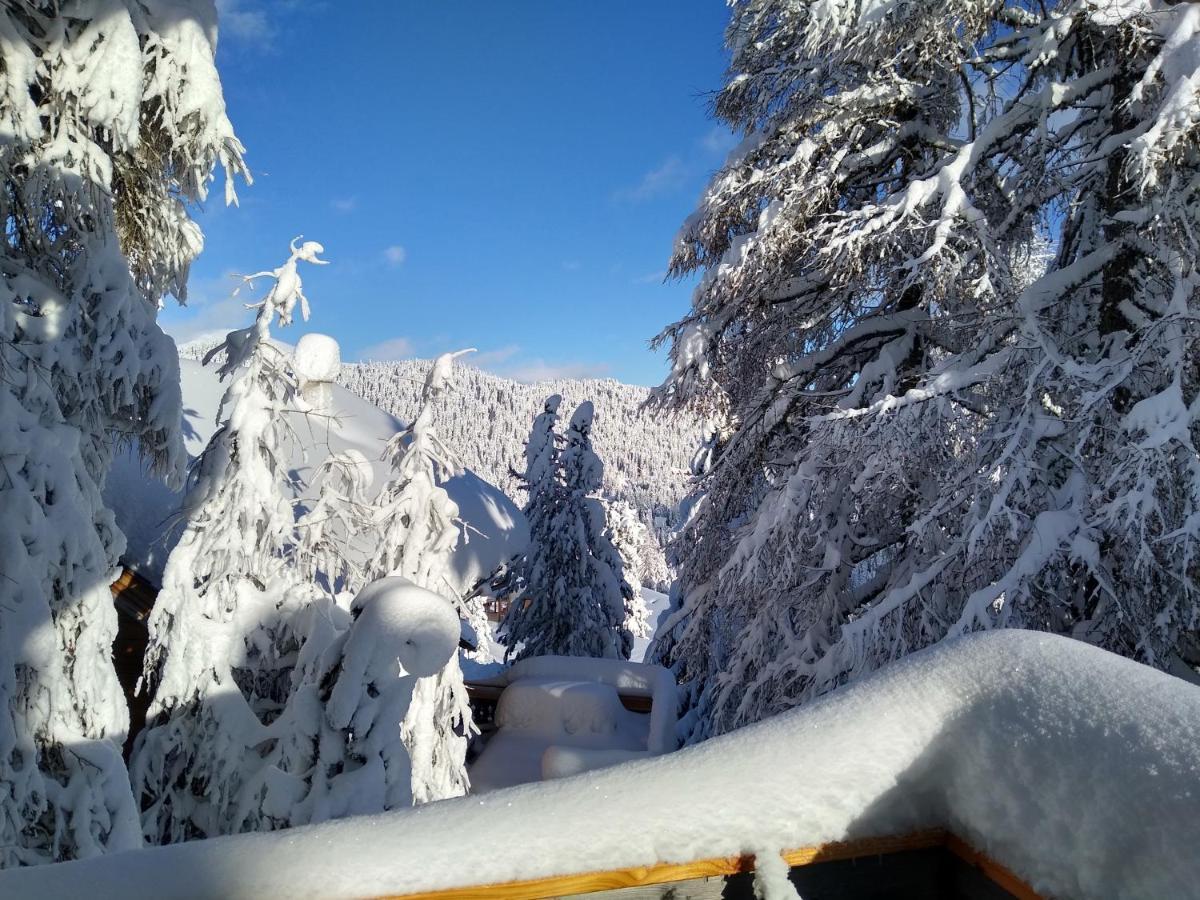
<box><xmin>652</xmin><ymin>0</ymin><xmax>1200</xmax><ymax>739</ymax></box>
<box><xmin>362</xmin><ymin>350</ymin><xmax>477</xmax><ymax>803</ymax></box>
<box><xmin>283</xmin><ymin>578</ymin><xmax>461</xmax><ymax>824</ymax></box>
<box><xmin>606</xmin><ymin>499</ymin><xmax>654</xmax><ymax>637</ymax></box>
<box><xmin>132</xmin><ymin>240</ymin><xmax>326</xmax><ymax>843</ymax></box>
<box><xmin>503</xmin><ymin>402</ymin><xmax>635</xmax><ymax>661</ymax></box>
<box><xmin>0</xmin><ymin>0</ymin><xmax>245</xmax><ymax>864</ymax></box>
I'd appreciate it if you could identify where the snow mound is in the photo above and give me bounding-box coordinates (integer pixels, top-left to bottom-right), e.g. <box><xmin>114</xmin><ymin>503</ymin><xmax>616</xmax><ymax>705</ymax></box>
<box><xmin>504</xmin><ymin>656</ymin><xmax>678</xmax><ymax>754</ymax></box>
<box><xmin>293</xmin><ymin>333</ymin><xmax>341</xmax><ymax>385</ymax></box>
<box><xmin>468</xmin><ymin>657</ymin><xmax>678</xmax><ymax>794</ymax></box>
<box><xmin>4</xmin><ymin>632</ymin><xmax>1198</xmax><ymax>899</ymax></box>
<box><xmin>495</xmin><ymin>679</ymin><xmax>625</xmax><ymax>737</ymax></box>
<box><xmin>105</xmin><ymin>357</ymin><xmax>528</xmax><ymax>592</ymax></box>
<box><xmin>346</xmin><ymin>578</ymin><xmax>461</xmax><ymax>680</ymax></box>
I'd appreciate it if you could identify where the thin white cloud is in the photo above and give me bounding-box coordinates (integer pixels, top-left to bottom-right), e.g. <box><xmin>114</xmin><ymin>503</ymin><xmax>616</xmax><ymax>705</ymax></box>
<box><xmin>459</xmin><ymin>344</ymin><xmax>608</xmax><ymax>383</ymax></box>
<box><xmin>471</xmin><ymin>344</ymin><xmax>522</xmax><ymax>368</ymax></box>
<box><xmin>215</xmin><ymin>0</ymin><xmax>273</xmax><ymax>43</ymax></box>
<box><xmin>331</xmin><ymin>196</ymin><xmax>357</xmax><ymax>213</ymax></box>
<box><xmin>613</xmin><ymin>128</ymin><xmax>743</xmax><ymax>206</ymax></box>
<box><xmin>383</xmin><ymin>245</ymin><xmax>407</xmax><ymax>266</ymax></box>
<box><xmin>561</xmin><ymin>260</ymin><xmax>582</xmax><ymax>272</ymax></box>
<box><xmin>358</xmin><ymin>336</ymin><xmax>415</xmax><ymax>361</ymax></box>
<box><xmin>160</xmin><ymin>271</ymin><xmax>253</xmax><ymax>345</ymax></box>
<box><xmin>504</xmin><ymin>359</ymin><xmax>611</xmax><ymax>383</ymax></box>
<box><xmin>700</xmin><ymin>126</ymin><xmax>739</xmax><ymax>159</ymax></box>
<box><xmin>613</xmin><ymin>156</ymin><xmax>688</xmax><ymax>203</ymax></box>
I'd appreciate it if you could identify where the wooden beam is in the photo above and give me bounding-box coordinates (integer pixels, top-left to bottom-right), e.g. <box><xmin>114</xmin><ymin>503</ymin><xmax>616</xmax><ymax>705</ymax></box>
<box><xmin>945</xmin><ymin>833</ymin><xmax>1042</xmax><ymax>900</ymax></box>
<box><xmin>378</xmin><ymin>829</ymin><xmax>964</xmax><ymax>900</ymax></box>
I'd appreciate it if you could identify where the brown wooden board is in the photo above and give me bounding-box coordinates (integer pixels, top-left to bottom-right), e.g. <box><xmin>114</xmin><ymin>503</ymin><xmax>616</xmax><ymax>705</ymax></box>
<box><xmin>375</xmin><ymin>830</ymin><xmax>1042</xmax><ymax>900</ymax></box>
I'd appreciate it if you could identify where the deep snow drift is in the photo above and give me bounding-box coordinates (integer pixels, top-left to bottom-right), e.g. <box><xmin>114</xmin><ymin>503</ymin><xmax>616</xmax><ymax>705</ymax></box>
<box><xmin>4</xmin><ymin>631</ymin><xmax>1197</xmax><ymax>899</ymax></box>
<box><xmin>105</xmin><ymin>357</ymin><xmax>528</xmax><ymax>594</ymax></box>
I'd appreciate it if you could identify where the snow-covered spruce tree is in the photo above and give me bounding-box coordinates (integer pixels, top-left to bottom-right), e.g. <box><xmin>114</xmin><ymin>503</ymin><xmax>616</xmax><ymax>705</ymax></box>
<box><xmin>651</xmin><ymin>0</ymin><xmax>1200</xmax><ymax>739</ymax></box>
<box><xmin>503</xmin><ymin>402</ymin><xmax>635</xmax><ymax>661</ymax></box>
<box><xmin>131</xmin><ymin>240</ymin><xmax>327</xmax><ymax>843</ymax></box>
<box><xmin>606</xmin><ymin>500</ymin><xmax>654</xmax><ymax>637</ymax></box>
<box><xmin>362</xmin><ymin>350</ymin><xmax>477</xmax><ymax>803</ymax></box>
<box><xmin>295</xmin><ymin>449</ymin><xmax>374</xmax><ymax>595</ymax></box>
<box><xmin>519</xmin><ymin>393</ymin><xmax>564</xmax><ymax>507</ymax></box>
<box><xmin>0</xmin><ymin>1</ymin><xmax>245</xmax><ymax>864</ymax></box>
<box><xmin>284</xmin><ymin>578</ymin><xmax>460</xmax><ymax>822</ymax></box>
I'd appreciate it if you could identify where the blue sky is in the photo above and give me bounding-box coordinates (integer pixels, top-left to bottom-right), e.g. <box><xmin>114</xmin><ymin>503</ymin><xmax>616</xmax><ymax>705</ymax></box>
<box><xmin>162</xmin><ymin>1</ymin><xmax>734</xmax><ymax>386</ymax></box>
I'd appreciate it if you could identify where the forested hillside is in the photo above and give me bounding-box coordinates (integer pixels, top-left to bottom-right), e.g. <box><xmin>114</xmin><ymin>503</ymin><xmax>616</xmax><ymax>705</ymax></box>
<box><xmin>343</xmin><ymin>360</ymin><xmax>703</xmax><ymax>529</ymax></box>
<box><xmin>178</xmin><ymin>343</ymin><xmax>704</xmax><ymax>588</ymax></box>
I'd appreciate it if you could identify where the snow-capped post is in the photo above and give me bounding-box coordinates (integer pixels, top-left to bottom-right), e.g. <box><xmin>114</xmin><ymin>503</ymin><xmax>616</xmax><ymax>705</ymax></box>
<box><xmin>132</xmin><ymin>240</ymin><xmax>328</xmax><ymax>844</ymax></box>
<box><xmin>361</xmin><ymin>350</ymin><xmax>479</xmax><ymax>803</ymax></box>
<box><xmin>0</xmin><ymin>0</ymin><xmax>247</xmax><ymax>866</ymax></box>
<box><xmin>650</xmin><ymin>0</ymin><xmax>1200</xmax><ymax>740</ymax></box>
<box><xmin>293</xmin><ymin>332</ymin><xmax>343</xmax><ymax>411</ymax></box>
<box><xmin>503</xmin><ymin>401</ymin><xmax>636</xmax><ymax>662</ymax></box>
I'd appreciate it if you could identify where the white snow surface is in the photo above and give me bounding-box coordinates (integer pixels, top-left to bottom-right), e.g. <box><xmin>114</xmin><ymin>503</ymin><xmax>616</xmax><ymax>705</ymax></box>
<box><xmin>5</xmin><ymin>631</ymin><xmax>1198</xmax><ymax>899</ymax></box>
<box><xmin>105</xmin><ymin>357</ymin><xmax>528</xmax><ymax>593</ymax></box>
<box><xmin>503</xmin><ymin>655</ymin><xmax>678</xmax><ymax>755</ymax></box>
<box><xmin>632</xmin><ymin>588</ymin><xmax>671</xmax><ymax>663</ymax></box>
<box><xmin>467</xmin><ymin>656</ymin><xmax>678</xmax><ymax>793</ymax></box>
<box><xmin>345</xmin><ymin>578</ymin><xmax>462</xmax><ymax>681</ymax></box>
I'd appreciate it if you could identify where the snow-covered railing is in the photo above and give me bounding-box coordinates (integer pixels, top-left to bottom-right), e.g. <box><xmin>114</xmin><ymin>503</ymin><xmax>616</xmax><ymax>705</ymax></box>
<box><xmin>467</xmin><ymin>656</ymin><xmax>679</xmax><ymax>791</ymax></box>
<box><xmin>2</xmin><ymin>632</ymin><xmax>1195</xmax><ymax>899</ymax></box>
<box><xmin>380</xmin><ymin>829</ymin><xmax>1040</xmax><ymax>900</ymax></box>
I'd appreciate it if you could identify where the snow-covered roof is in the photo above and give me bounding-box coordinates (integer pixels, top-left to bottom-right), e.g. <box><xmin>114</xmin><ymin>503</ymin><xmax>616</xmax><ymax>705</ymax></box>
<box><xmin>105</xmin><ymin>357</ymin><xmax>529</xmax><ymax>593</ymax></box>
<box><xmin>5</xmin><ymin>631</ymin><xmax>1197</xmax><ymax>899</ymax></box>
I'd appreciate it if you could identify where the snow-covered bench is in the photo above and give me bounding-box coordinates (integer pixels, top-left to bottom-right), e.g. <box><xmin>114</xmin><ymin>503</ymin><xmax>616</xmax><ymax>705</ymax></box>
<box><xmin>468</xmin><ymin>656</ymin><xmax>678</xmax><ymax>791</ymax></box>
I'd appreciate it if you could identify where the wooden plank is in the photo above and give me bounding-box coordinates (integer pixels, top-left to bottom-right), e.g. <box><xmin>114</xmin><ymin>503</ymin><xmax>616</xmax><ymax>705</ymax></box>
<box><xmin>780</xmin><ymin>829</ymin><xmax>946</xmax><ymax>867</ymax></box>
<box><xmin>377</xmin><ymin>830</ymin><xmax>950</xmax><ymax>900</ymax></box>
<box><xmin>110</xmin><ymin>567</ymin><xmax>158</xmax><ymax>620</ymax></box>
<box><xmin>945</xmin><ymin>833</ymin><xmax>1043</xmax><ymax>900</ymax></box>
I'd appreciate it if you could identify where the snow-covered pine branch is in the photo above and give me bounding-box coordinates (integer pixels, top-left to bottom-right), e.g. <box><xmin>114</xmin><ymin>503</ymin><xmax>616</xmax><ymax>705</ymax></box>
<box><xmin>131</xmin><ymin>240</ymin><xmax>327</xmax><ymax>844</ymax></box>
<box><xmin>0</xmin><ymin>0</ymin><xmax>245</xmax><ymax>865</ymax></box>
<box><xmin>651</xmin><ymin>0</ymin><xmax>1200</xmax><ymax>739</ymax></box>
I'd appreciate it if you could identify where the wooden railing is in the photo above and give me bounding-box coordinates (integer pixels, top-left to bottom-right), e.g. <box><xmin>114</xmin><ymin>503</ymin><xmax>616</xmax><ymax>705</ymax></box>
<box><xmin>379</xmin><ymin>829</ymin><xmax>1041</xmax><ymax>900</ymax></box>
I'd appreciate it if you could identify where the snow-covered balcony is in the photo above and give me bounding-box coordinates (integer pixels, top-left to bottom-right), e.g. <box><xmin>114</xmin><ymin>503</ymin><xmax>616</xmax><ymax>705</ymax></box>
<box><xmin>6</xmin><ymin>631</ymin><xmax>1197</xmax><ymax>899</ymax></box>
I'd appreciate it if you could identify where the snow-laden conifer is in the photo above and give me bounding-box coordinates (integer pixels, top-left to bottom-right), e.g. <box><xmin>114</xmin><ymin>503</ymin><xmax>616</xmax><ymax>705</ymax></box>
<box><xmin>132</xmin><ymin>240</ymin><xmax>326</xmax><ymax>843</ymax></box>
<box><xmin>503</xmin><ymin>402</ymin><xmax>635</xmax><ymax>661</ymax></box>
<box><xmin>361</xmin><ymin>350</ymin><xmax>478</xmax><ymax>803</ymax></box>
<box><xmin>285</xmin><ymin>578</ymin><xmax>460</xmax><ymax>823</ymax></box>
<box><xmin>606</xmin><ymin>500</ymin><xmax>655</xmax><ymax>637</ymax></box>
<box><xmin>652</xmin><ymin>0</ymin><xmax>1200</xmax><ymax>738</ymax></box>
<box><xmin>296</xmin><ymin>449</ymin><xmax>374</xmax><ymax>594</ymax></box>
<box><xmin>0</xmin><ymin>0</ymin><xmax>245</xmax><ymax>863</ymax></box>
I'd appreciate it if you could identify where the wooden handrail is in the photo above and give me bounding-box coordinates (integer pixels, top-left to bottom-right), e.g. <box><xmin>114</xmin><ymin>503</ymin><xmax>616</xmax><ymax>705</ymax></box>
<box><xmin>379</xmin><ymin>829</ymin><xmax>1042</xmax><ymax>900</ymax></box>
<box><xmin>945</xmin><ymin>833</ymin><xmax>1043</xmax><ymax>900</ymax></box>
